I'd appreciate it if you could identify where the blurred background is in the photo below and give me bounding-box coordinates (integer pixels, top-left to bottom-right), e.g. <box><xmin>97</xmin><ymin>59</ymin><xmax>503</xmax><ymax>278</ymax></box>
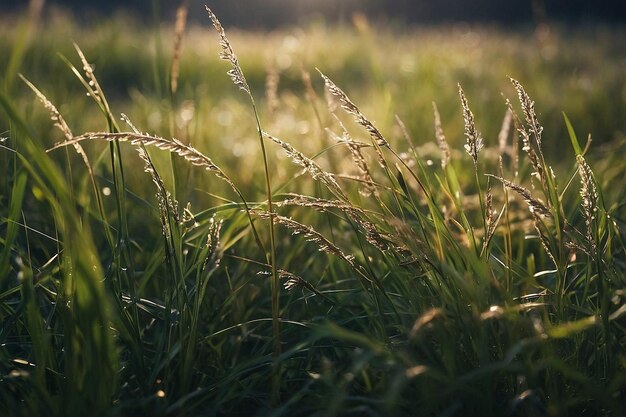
<box><xmin>3</xmin><ymin>0</ymin><xmax>626</xmax><ymax>26</ymax></box>
<box><xmin>1</xmin><ymin>0</ymin><xmax>624</xmax><ymax>172</ymax></box>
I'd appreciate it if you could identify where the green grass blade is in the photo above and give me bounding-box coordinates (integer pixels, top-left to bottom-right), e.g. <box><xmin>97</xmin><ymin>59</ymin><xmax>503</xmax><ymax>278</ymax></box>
<box><xmin>563</xmin><ymin>112</ymin><xmax>582</xmax><ymax>156</ymax></box>
<box><xmin>0</xmin><ymin>172</ymin><xmax>27</xmax><ymax>287</ymax></box>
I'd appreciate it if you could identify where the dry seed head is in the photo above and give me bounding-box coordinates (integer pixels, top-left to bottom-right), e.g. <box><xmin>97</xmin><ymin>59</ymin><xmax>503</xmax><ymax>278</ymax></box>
<box><xmin>329</xmin><ymin>115</ymin><xmax>376</xmax><ymax>197</ymax></box>
<box><xmin>137</xmin><ymin>145</ymin><xmax>177</xmax><ymax>238</ymax></box>
<box><xmin>482</xmin><ymin>179</ymin><xmax>497</xmax><ymax>253</ymax></box>
<box><xmin>202</xmin><ymin>215</ymin><xmax>224</xmax><ymax>273</ymax></box>
<box><xmin>170</xmin><ymin>2</ymin><xmax>188</xmax><ymax>94</ymax></box>
<box><xmin>49</xmin><ymin>132</ymin><xmax>239</xmax><ymax>193</ymax></box>
<box><xmin>280</xmin><ymin>270</ymin><xmax>316</xmax><ymax>293</ymax></box>
<box><xmin>206</xmin><ymin>6</ymin><xmax>251</xmax><ymax>95</ymax></box>
<box><xmin>276</xmin><ymin>195</ymin><xmax>364</xmax><ymax>217</ymax></box>
<box><xmin>576</xmin><ymin>154</ymin><xmax>598</xmax><ymax>253</ymax></box>
<box><xmin>182</xmin><ymin>202</ymin><xmax>200</xmax><ymax>230</ymax></box>
<box><xmin>21</xmin><ymin>75</ymin><xmax>73</xmax><ymax>141</ymax></box>
<box><xmin>510</xmin><ymin>78</ymin><xmax>543</xmax><ymax>149</ymax></box>
<box><xmin>73</xmin><ymin>43</ymin><xmax>111</xmax><ymax>113</ymax></box>
<box><xmin>21</xmin><ymin>75</ymin><xmax>96</xmax><ymax>180</ymax></box>
<box><xmin>532</xmin><ymin>210</ymin><xmax>557</xmax><ymax>267</ymax></box>
<box><xmin>498</xmin><ymin>108</ymin><xmax>513</xmax><ymax>155</ymax></box>
<box><xmin>301</xmin><ymin>67</ymin><xmax>319</xmax><ymax>104</ymax></box>
<box><xmin>120</xmin><ymin>113</ymin><xmax>140</xmax><ymax>133</ymax></box>
<box><xmin>319</xmin><ymin>71</ymin><xmax>388</xmax><ymax>148</ymax></box>
<box><xmin>137</xmin><ymin>146</ymin><xmax>165</xmax><ymax>197</ymax></box>
<box><xmin>52</xmin><ymin>132</ymin><xmax>218</xmax><ymax>171</ymax></box>
<box><xmin>135</xmin><ymin>134</ymin><xmax>180</xmax><ymax>228</ymax></box>
<box><xmin>506</xmin><ymin>99</ymin><xmax>545</xmax><ymax>187</ymax></box>
<box><xmin>432</xmin><ymin>101</ymin><xmax>451</xmax><ymax>169</ymax></box>
<box><xmin>487</xmin><ymin>175</ymin><xmax>551</xmax><ymax>218</ymax></box>
<box><xmin>263</xmin><ymin>131</ymin><xmax>347</xmax><ymax>201</ymax></box>
<box><xmin>458</xmin><ymin>84</ymin><xmax>484</xmax><ymax>166</ymax></box>
<box><xmin>253</xmin><ymin>210</ymin><xmax>362</xmax><ymax>273</ymax></box>
<box><xmin>276</xmin><ymin>195</ymin><xmax>392</xmax><ymax>251</ymax></box>
<box><xmin>265</xmin><ymin>66</ymin><xmax>280</xmax><ymax>115</ymax></box>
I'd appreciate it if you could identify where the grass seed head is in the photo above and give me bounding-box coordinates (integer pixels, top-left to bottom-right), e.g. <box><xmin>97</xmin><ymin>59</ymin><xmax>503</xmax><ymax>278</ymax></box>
<box><xmin>206</xmin><ymin>6</ymin><xmax>251</xmax><ymax>95</ymax></box>
<box><xmin>320</xmin><ymin>71</ymin><xmax>388</xmax><ymax>148</ymax></box>
<box><xmin>432</xmin><ymin>101</ymin><xmax>451</xmax><ymax>169</ymax></box>
<box><xmin>265</xmin><ymin>66</ymin><xmax>280</xmax><ymax>115</ymax></box>
<box><xmin>498</xmin><ymin>108</ymin><xmax>513</xmax><ymax>155</ymax></box>
<box><xmin>510</xmin><ymin>78</ymin><xmax>543</xmax><ymax>149</ymax></box>
<box><xmin>263</xmin><ymin>131</ymin><xmax>347</xmax><ymax>200</ymax></box>
<box><xmin>458</xmin><ymin>84</ymin><xmax>484</xmax><ymax>166</ymax></box>
<box><xmin>170</xmin><ymin>2</ymin><xmax>188</xmax><ymax>94</ymax></box>
<box><xmin>488</xmin><ymin>175</ymin><xmax>551</xmax><ymax>218</ymax></box>
<box><xmin>576</xmin><ymin>154</ymin><xmax>598</xmax><ymax>253</ymax></box>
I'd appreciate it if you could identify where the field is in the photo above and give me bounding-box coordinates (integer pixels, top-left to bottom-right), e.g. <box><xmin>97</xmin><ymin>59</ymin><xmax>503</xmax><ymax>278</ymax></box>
<box><xmin>1</xmin><ymin>7</ymin><xmax>626</xmax><ymax>417</ymax></box>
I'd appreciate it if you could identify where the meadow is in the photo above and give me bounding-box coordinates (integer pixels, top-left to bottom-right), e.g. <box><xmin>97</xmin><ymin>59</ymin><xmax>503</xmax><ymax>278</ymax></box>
<box><xmin>1</xmin><ymin>7</ymin><xmax>626</xmax><ymax>416</ymax></box>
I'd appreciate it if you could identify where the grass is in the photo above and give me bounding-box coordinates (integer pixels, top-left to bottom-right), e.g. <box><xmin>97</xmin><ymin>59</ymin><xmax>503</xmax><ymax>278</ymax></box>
<box><xmin>1</xmin><ymin>6</ymin><xmax>626</xmax><ymax>417</ymax></box>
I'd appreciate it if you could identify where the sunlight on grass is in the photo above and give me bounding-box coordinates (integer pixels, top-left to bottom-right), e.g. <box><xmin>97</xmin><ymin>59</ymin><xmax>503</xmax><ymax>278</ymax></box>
<box><xmin>1</xmin><ymin>7</ymin><xmax>625</xmax><ymax>417</ymax></box>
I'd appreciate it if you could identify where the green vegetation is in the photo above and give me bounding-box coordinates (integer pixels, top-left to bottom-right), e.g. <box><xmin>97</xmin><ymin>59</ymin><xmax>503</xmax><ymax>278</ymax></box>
<box><xmin>1</xmin><ymin>8</ymin><xmax>625</xmax><ymax>417</ymax></box>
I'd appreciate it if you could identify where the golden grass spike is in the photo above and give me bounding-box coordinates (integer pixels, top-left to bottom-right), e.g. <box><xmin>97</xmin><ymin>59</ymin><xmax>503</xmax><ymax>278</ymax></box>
<box><xmin>532</xmin><ymin>210</ymin><xmax>558</xmax><ymax>267</ymax></box>
<box><xmin>170</xmin><ymin>2</ymin><xmax>188</xmax><ymax>94</ymax></box>
<box><xmin>262</xmin><ymin>131</ymin><xmax>348</xmax><ymax>201</ymax></box>
<box><xmin>276</xmin><ymin>195</ymin><xmax>392</xmax><ymax>251</ymax></box>
<box><xmin>481</xmin><ymin>178</ymin><xmax>498</xmax><ymax>254</ymax></box>
<box><xmin>206</xmin><ymin>6</ymin><xmax>251</xmax><ymax>96</ymax></box>
<box><xmin>137</xmin><ymin>146</ymin><xmax>175</xmax><ymax>239</ymax></box>
<box><xmin>280</xmin><ymin>270</ymin><xmax>316</xmax><ymax>293</ymax></box>
<box><xmin>510</xmin><ymin>78</ymin><xmax>544</xmax><ymax>150</ymax></box>
<box><xmin>498</xmin><ymin>108</ymin><xmax>513</xmax><ymax>156</ymax></box>
<box><xmin>458</xmin><ymin>84</ymin><xmax>484</xmax><ymax>166</ymax></box>
<box><xmin>328</xmin><ymin>114</ymin><xmax>376</xmax><ymax>197</ymax></box>
<box><xmin>73</xmin><ymin>43</ymin><xmax>112</xmax><ymax>114</ymax></box>
<box><xmin>48</xmin><ymin>131</ymin><xmax>238</xmax><ymax>191</ymax></box>
<box><xmin>576</xmin><ymin>154</ymin><xmax>598</xmax><ymax>253</ymax></box>
<box><xmin>20</xmin><ymin>74</ymin><xmax>96</xmax><ymax>180</ymax></box>
<box><xmin>487</xmin><ymin>174</ymin><xmax>552</xmax><ymax>218</ymax></box>
<box><xmin>202</xmin><ymin>216</ymin><xmax>224</xmax><ymax>274</ymax></box>
<box><xmin>265</xmin><ymin>66</ymin><xmax>280</xmax><ymax>116</ymax></box>
<box><xmin>20</xmin><ymin>75</ymin><xmax>73</xmax><ymax>141</ymax></box>
<box><xmin>505</xmin><ymin>98</ymin><xmax>546</xmax><ymax>188</ymax></box>
<box><xmin>120</xmin><ymin>113</ymin><xmax>141</xmax><ymax>134</ymax></box>
<box><xmin>252</xmin><ymin>210</ymin><xmax>369</xmax><ymax>279</ymax></box>
<box><xmin>432</xmin><ymin>101</ymin><xmax>450</xmax><ymax>169</ymax></box>
<box><xmin>319</xmin><ymin>70</ymin><xmax>388</xmax><ymax>148</ymax></box>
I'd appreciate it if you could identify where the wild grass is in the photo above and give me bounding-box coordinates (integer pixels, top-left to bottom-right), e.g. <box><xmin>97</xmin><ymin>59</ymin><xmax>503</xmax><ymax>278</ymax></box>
<box><xmin>1</xmin><ymin>7</ymin><xmax>626</xmax><ymax>417</ymax></box>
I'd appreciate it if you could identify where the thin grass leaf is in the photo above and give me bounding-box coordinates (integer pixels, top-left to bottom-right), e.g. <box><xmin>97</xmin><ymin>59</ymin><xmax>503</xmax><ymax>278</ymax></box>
<box><xmin>563</xmin><ymin>112</ymin><xmax>583</xmax><ymax>156</ymax></box>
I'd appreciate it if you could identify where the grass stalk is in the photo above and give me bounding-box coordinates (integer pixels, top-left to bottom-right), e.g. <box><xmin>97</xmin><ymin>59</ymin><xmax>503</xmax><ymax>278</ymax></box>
<box><xmin>205</xmin><ymin>6</ymin><xmax>282</xmax><ymax>401</ymax></box>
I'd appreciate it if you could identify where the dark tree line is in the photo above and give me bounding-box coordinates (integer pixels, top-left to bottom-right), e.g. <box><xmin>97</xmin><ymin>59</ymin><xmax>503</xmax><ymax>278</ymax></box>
<box><xmin>4</xmin><ymin>0</ymin><xmax>626</xmax><ymax>26</ymax></box>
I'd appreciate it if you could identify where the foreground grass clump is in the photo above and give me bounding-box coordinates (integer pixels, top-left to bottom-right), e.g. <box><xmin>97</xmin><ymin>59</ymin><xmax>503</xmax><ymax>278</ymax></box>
<box><xmin>1</xmin><ymin>7</ymin><xmax>626</xmax><ymax>417</ymax></box>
